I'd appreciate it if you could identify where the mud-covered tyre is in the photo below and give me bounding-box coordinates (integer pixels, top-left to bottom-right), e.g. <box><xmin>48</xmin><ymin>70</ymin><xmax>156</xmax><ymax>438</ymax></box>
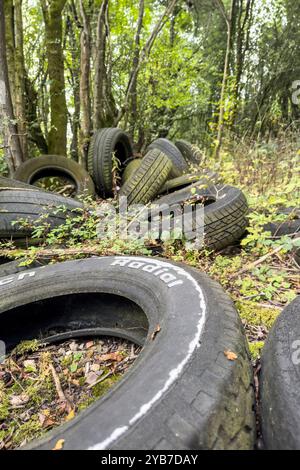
<box><xmin>152</xmin><ymin>183</ymin><xmax>248</xmax><ymax>251</ymax></box>
<box><xmin>261</xmin><ymin>296</ymin><xmax>300</xmax><ymax>449</ymax></box>
<box><xmin>0</xmin><ymin>256</ymin><xmax>255</xmax><ymax>450</ymax></box>
<box><xmin>175</xmin><ymin>140</ymin><xmax>204</xmax><ymax>164</ymax></box>
<box><xmin>147</xmin><ymin>138</ymin><xmax>188</xmax><ymax>178</ymax></box>
<box><xmin>14</xmin><ymin>155</ymin><xmax>95</xmax><ymax>198</ymax></box>
<box><xmin>122</xmin><ymin>159</ymin><xmax>142</xmax><ymax>184</ymax></box>
<box><xmin>119</xmin><ymin>149</ymin><xmax>172</xmax><ymax>204</ymax></box>
<box><xmin>88</xmin><ymin>128</ymin><xmax>133</xmax><ymax>197</ymax></box>
<box><xmin>0</xmin><ymin>189</ymin><xmax>83</xmax><ymax>239</ymax></box>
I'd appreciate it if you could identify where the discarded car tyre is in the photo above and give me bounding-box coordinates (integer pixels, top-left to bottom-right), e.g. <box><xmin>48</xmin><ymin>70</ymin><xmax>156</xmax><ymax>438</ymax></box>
<box><xmin>261</xmin><ymin>296</ymin><xmax>300</xmax><ymax>449</ymax></box>
<box><xmin>159</xmin><ymin>172</ymin><xmax>218</xmax><ymax>195</ymax></box>
<box><xmin>175</xmin><ymin>140</ymin><xmax>204</xmax><ymax>164</ymax></box>
<box><xmin>88</xmin><ymin>128</ymin><xmax>133</xmax><ymax>197</ymax></box>
<box><xmin>0</xmin><ymin>256</ymin><xmax>256</xmax><ymax>450</ymax></box>
<box><xmin>122</xmin><ymin>159</ymin><xmax>142</xmax><ymax>184</ymax></box>
<box><xmin>263</xmin><ymin>220</ymin><xmax>300</xmax><ymax>237</ymax></box>
<box><xmin>0</xmin><ymin>189</ymin><xmax>83</xmax><ymax>240</ymax></box>
<box><xmin>119</xmin><ymin>149</ymin><xmax>172</xmax><ymax>204</ymax></box>
<box><xmin>152</xmin><ymin>183</ymin><xmax>248</xmax><ymax>251</ymax></box>
<box><xmin>14</xmin><ymin>155</ymin><xmax>95</xmax><ymax>198</ymax></box>
<box><xmin>0</xmin><ymin>258</ymin><xmax>50</xmax><ymax>277</ymax></box>
<box><xmin>0</xmin><ymin>175</ymin><xmax>38</xmax><ymax>190</ymax></box>
<box><xmin>147</xmin><ymin>138</ymin><xmax>188</xmax><ymax>178</ymax></box>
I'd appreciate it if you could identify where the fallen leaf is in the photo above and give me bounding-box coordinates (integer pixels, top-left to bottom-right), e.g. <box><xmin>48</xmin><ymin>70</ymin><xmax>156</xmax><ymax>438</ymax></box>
<box><xmin>86</xmin><ymin>341</ymin><xmax>94</xmax><ymax>349</ymax></box>
<box><xmin>69</xmin><ymin>342</ymin><xmax>77</xmax><ymax>352</ymax></box>
<box><xmin>43</xmin><ymin>417</ymin><xmax>56</xmax><ymax>429</ymax></box>
<box><xmin>23</xmin><ymin>360</ymin><xmax>37</xmax><ymax>372</ymax></box>
<box><xmin>71</xmin><ymin>379</ymin><xmax>80</xmax><ymax>386</ymax></box>
<box><xmin>65</xmin><ymin>409</ymin><xmax>75</xmax><ymax>422</ymax></box>
<box><xmin>224</xmin><ymin>350</ymin><xmax>238</xmax><ymax>361</ymax></box>
<box><xmin>9</xmin><ymin>393</ymin><xmax>30</xmax><ymax>407</ymax></box>
<box><xmin>69</xmin><ymin>363</ymin><xmax>77</xmax><ymax>373</ymax></box>
<box><xmin>98</xmin><ymin>352</ymin><xmax>122</xmax><ymax>362</ymax></box>
<box><xmin>52</xmin><ymin>439</ymin><xmax>65</xmax><ymax>451</ymax></box>
<box><xmin>90</xmin><ymin>363</ymin><xmax>100</xmax><ymax>372</ymax></box>
<box><xmin>85</xmin><ymin>371</ymin><xmax>99</xmax><ymax>386</ymax></box>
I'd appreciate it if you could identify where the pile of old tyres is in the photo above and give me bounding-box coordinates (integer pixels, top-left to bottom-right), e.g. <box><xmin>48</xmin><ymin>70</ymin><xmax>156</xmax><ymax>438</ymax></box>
<box><xmin>0</xmin><ymin>128</ymin><xmax>249</xmax><ymax>251</ymax></box>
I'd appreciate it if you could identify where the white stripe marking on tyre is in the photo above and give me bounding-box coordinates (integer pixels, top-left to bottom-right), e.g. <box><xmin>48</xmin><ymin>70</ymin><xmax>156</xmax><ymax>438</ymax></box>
<box><xmin>0</xmin><ymin>271</ymin><xmax>36</xmax><ymax>286</ymax></box>
<box><xmin>88</xmin><ymin>257</ymin><xmax>206</xmax><ymax>450</ymax></box>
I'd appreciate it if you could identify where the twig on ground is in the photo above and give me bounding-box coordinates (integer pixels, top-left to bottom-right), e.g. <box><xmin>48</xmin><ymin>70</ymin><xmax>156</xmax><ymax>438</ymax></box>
<box><xmin>231</xmin><ymin>245</ymin><xmax>284</xmax><ymax>278</ymax></box>
<box><xmin>49</xmin><ymin>363</ymin><xmax>73</xmax><ymax>412</ymax></box>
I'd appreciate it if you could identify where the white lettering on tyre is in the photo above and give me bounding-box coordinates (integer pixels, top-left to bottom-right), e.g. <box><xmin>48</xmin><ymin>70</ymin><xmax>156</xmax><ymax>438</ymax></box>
<box><xmin>0</xmin><ymin>271</ymin><xmax>36</xmax><ymax>287</ymax></box>
<box><xmin>110</xmin><ymin>258</ymin><xmax>184</xmax><ymax>288</ymax></box>
<box><xmin>89</xmin><ymin>256</ymin><xmax>207</xmax><ymax>450</ymax></box>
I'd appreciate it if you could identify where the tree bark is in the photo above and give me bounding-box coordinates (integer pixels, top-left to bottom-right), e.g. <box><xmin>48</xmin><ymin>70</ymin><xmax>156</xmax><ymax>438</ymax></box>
<box><xmin>40</xmin><ymin>0</ymin><xmax>68</xmax><ymax>155</ymax></box>
<box><xmin>66</xmin><ymin>5</ymin><xmax>80</xmax><ymax>161</ymax></box>
<box><xmin>14</xmin><ymin>0</ymin><xmax>28</xmax><ymax>159</ymax></box>
<box><xmin>79</xmin><ymin>0</ymin><xmax>91</xmax><ymax>168</ymax></box>
<box><xmin>0</xmin><ymin>0</ymin><xmax>23</xmax><ymax>173</ymax></box>
<box><xmin>25</xmin><ymin>76</ymin><xmax>49</xmax><ymax>154</ymax></box>
<box><xmin>128</xmin><ymin>0</ymin><xmax>144</xmax><ymax>141</ymax></box>
<box><xmin>93</xmin><ymin>0</ymin><xmax>109</xmax><ymax>130</ymax></box>
<box><xmin>4</xmin><ymin>0</ymin><xmax>15</xmax><ymax>105</ymax></box>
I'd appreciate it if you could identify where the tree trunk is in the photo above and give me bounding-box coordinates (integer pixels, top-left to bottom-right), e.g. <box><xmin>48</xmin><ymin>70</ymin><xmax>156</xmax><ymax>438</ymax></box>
<box><xmin>0</xmin><ymin>0</ymin><xmax>23</xmax><ymax>173</ymax></box>
<box><xmin>25</xmin><ymin>76</ymin><xmax>48</xmax><ymax>154</ymax></box>
<box><xmin>93</xmin><ymin>0</ymin><xmax>109</xmax><ymax>130</ymax></box>
<box><xmin>67</xmin><ymin>6</ymin><xmax>80</xmax><ymax>161</ymax></box>
<box><xmin>4</xmin><ymin>0</ymin><xmax>15</xmax><ymax>106</ymax></box>
<box><xmin>79</xmin><ymin>0</ymin><xmax>91</xmax><ymax>168</ymax></box>
<box><xmin>128</xmin><ymin>0</ymin><xmax>144</xmax><ymax>141</ymax></box>
<box><xmin>14</xmin><ymin>0</ymin><xmax>28</xmax><ymax>159</ymax></box>
<box><xmin>41</xmin><ymin>0</ymin><xmax>68</xmax><ymax>156</ymax></box>
<box><xmin>214</xmin><ymin>0</ymin><xmax>236</xmax><ymax>159</ymax></box>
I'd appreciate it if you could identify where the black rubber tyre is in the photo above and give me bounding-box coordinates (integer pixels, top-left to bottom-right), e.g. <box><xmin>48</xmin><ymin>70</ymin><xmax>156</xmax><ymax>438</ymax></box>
<box><xmin>261</xmin><ymin>296</ymin><xmax>300</xmax><ymax>449</ymax></box>
<box><xmin>122</xmin><ymin>159</ymin><xmax>142</xmax><ymax>184</ymax></box>
<box><xmin>0</xmin><ymin>189</ymin><xmax>83</xmax><ymax>239</ymax></box>
<box><xmin>175</xmin><ymin>140</ymin><xmax>204</xmax><ymax>164</ymax></box>
<box><xmin>88</xmin><ymin>128</ymin><xmax>133</xmax><ymax>197</ymax></box>
<box><xmin>158</xmin><ymin>171</ymin><xmax>218</xmax><ymax>195</ymax></box>
<box><xmin>0</xmin><ymin>175</ymin><xmax>38</xmax><ymax>190</ymax></box>
<box><xmin>147</xmin><ymin>138</ymin><xmax>188</xmax><ymax>178</ymax></box>
<box><xmin>0</xmin><ymin>258</ymin><xmax>50</xmax><ymax>277</ymax></box>
<box><xmin>0</xmin><ymin>256</ymin><xmax>255</xmax><ymax>450</ymax></box>
<box><xmin>119</xmin><ymin>149</ymin><xmax>172</xmax><ymax>205</ymax></box>
<box><xmin>263</xmin><ymin>220</ymin><xmax>300</xmax><ymax>237</ymax></box>
<box><xmin>14</xmin><ymin>155</ymin><xmax>95</xmax><ymax>199</ymax></box>
<box><xmin>152</xmin><ymin>183</ymin><xmax>248</xmax><ymax>251</ymax></box>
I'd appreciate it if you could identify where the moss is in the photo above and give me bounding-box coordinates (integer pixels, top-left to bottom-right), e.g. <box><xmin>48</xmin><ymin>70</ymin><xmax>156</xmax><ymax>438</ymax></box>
<box><xmin>249</xmin><ymin>341</ymin><xmax>265</xmax><ymax>360</ymax></box>
<box><xmin>13</xmin><ymin>416</ymin><xmax>44</xmax><ymax>448</ymax></box>
<box><xmin>0</xmin><ymin>395</ymin><xmax>10</xmax><ymax>421</ymax></box>
<box><xmin>92</xmin><ymin>374</ymin><xmax>122</xmax><ymax>400</ymax></box>
<box><xmin>236</xmin><ymin>300</ymin><xmax>280</xmax><ymax>329</ymax></box>
<box><xmin>12</xmin><ymin>339</ymin><xmax>40</xmax><ymax>356</ymax></box>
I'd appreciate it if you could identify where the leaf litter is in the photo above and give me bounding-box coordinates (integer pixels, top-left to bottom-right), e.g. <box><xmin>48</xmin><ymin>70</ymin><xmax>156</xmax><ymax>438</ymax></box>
<box><xmin>0</xmin><ymin>337</ymin><xmax>140</xmax><ymax>449</ymax></box>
